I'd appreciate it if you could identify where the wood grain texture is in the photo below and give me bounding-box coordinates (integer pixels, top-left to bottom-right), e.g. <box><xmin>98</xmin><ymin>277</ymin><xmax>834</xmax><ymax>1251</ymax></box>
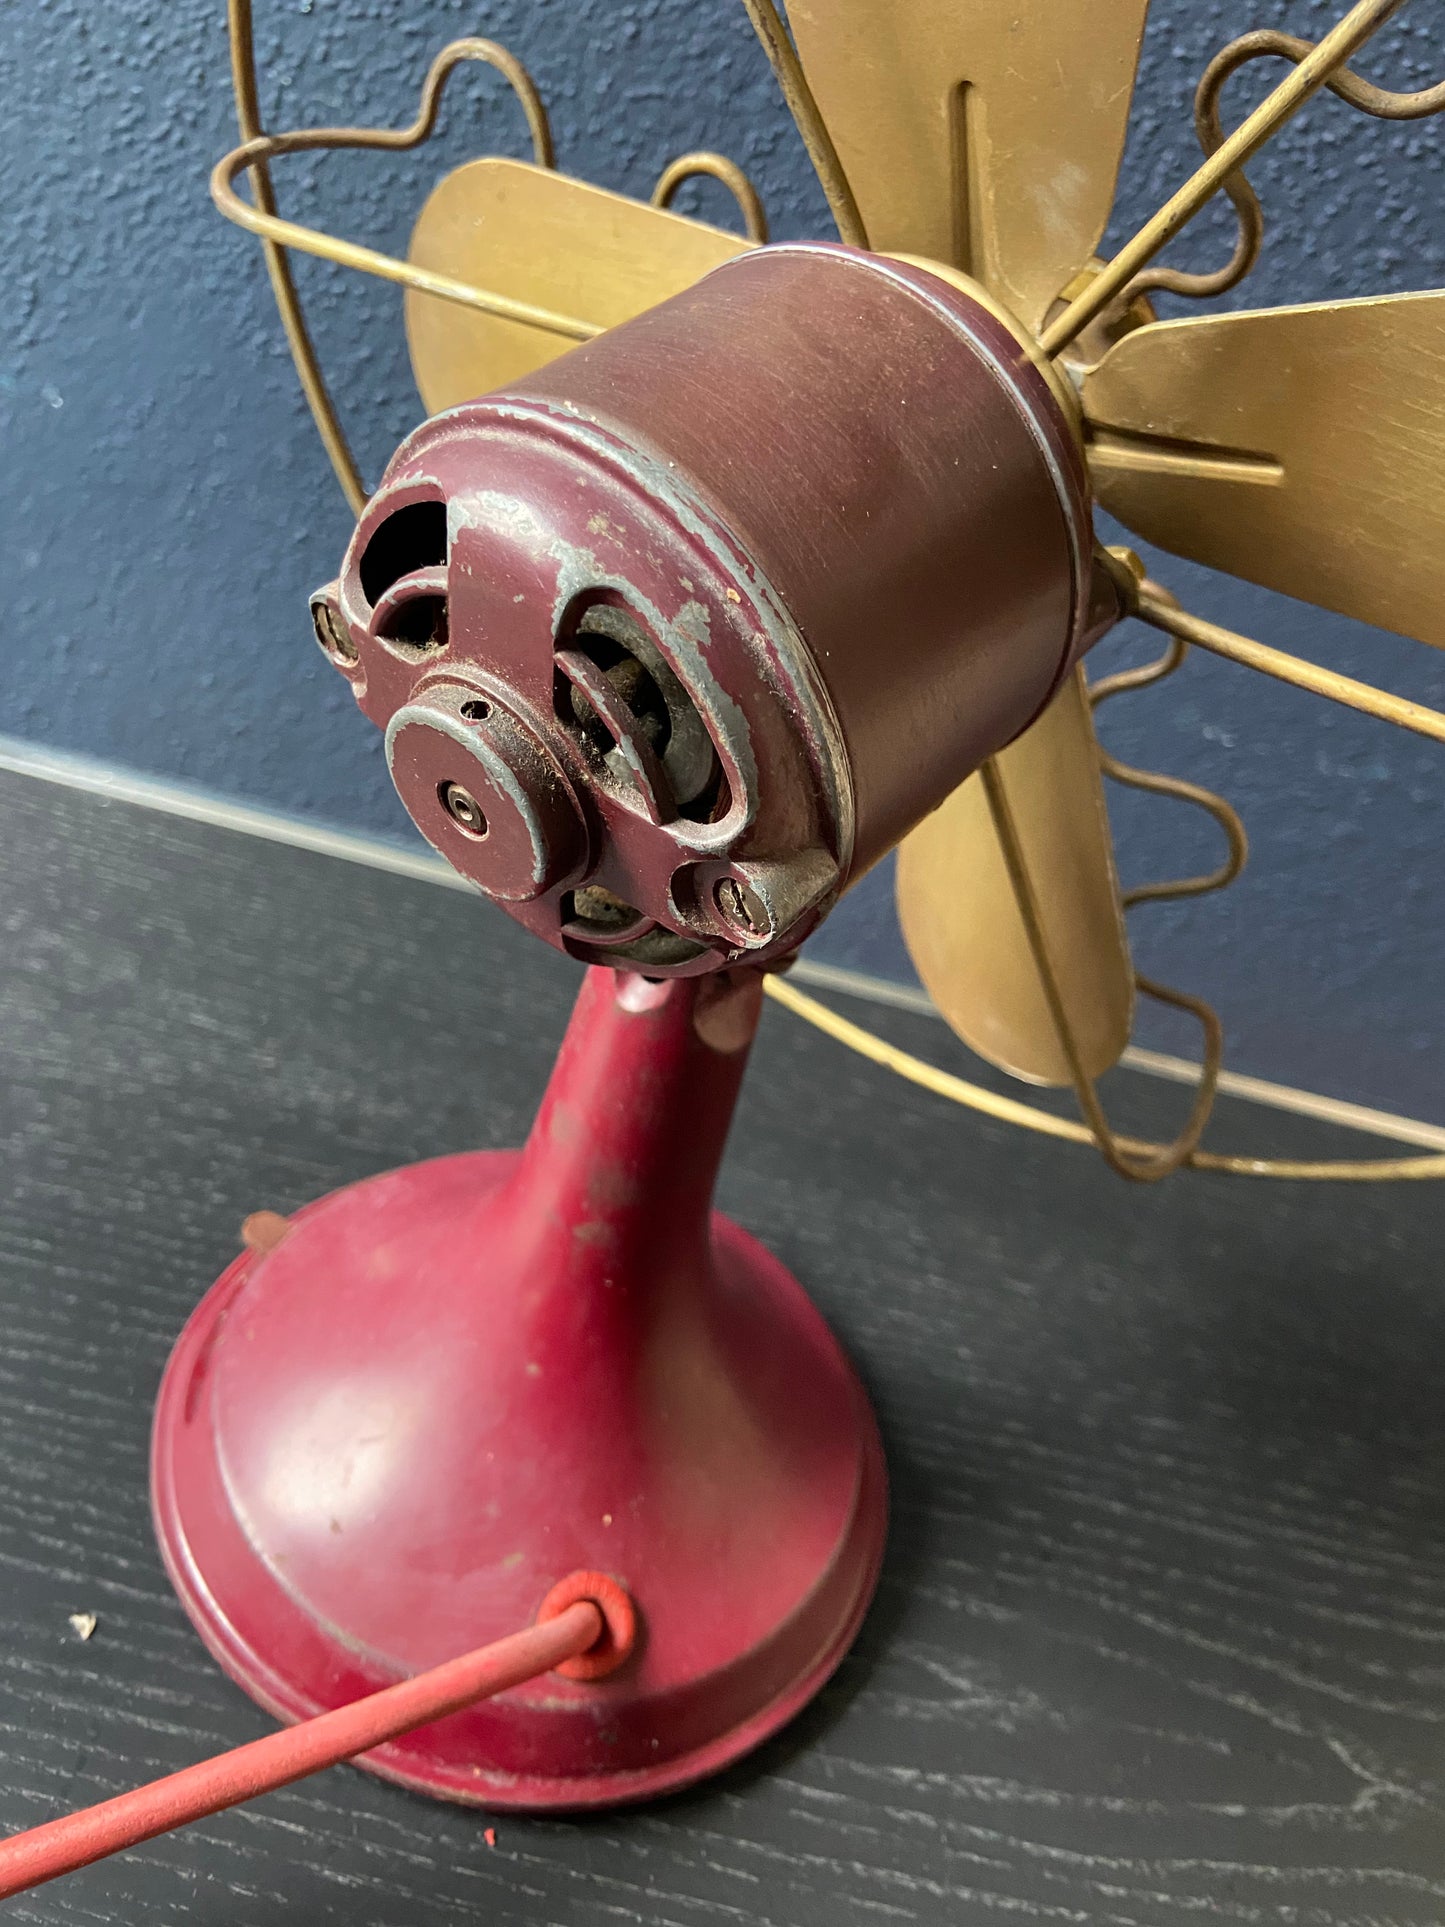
<box><xmin>1</xmin><ymin>764</ymin><xmax>1443</xmax><ymax>1924</ymax></box>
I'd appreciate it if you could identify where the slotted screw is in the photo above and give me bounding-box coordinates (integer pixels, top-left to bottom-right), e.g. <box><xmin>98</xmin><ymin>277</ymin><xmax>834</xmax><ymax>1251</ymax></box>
<box><xmin>714</xmin><ymin>876</ymin><xmax>768</xmax><ymax>939</ymax></box>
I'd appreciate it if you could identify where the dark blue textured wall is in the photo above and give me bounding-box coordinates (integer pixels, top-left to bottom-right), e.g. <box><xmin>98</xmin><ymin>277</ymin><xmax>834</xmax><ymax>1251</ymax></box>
<box><xmin>3</xmin><ymin>2</ymin><xmax>1442</xmax><ymax>1116</ymax></box>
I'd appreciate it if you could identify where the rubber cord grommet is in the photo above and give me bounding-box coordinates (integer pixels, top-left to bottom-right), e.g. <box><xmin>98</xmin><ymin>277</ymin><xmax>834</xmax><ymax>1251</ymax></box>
<box><xmin>536</xmin><ymin>1571</ymin><xmax>637</xmax><ymax>1680</ymax></box>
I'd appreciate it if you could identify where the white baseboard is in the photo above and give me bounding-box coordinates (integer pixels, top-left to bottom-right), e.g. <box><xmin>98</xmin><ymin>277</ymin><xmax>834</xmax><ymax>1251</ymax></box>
<box><xmin>2</xmin><ymin>734</ymin><xmax>1439</xmax><ymax>1152</ymax></box>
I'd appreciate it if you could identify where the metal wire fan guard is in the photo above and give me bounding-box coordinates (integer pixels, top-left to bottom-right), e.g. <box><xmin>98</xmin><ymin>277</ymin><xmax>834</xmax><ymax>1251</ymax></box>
<box><xmin>216</xmin><ymin>0</ymin><xmax>1445</xmax><ymax>1183</ymax></box>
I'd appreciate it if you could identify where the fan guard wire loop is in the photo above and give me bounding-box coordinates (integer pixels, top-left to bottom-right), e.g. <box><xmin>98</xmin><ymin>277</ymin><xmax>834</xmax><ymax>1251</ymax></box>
<box><xmin>223</xmin><ymin>3</ymin><xmax>579</xmax><ymax>512</ymax></box>
<box><xmin>761</xmin><ymin>976</ymin><xmax>1445</xmax><ymax>1183</ymax></box>
<box><xmin>651</xmin><ymin>152</ymin><xmax>770</xmax><ymax>242</ymax></box>
<box><xmin>221</xmin><ymin>0</ymin><xmax>1445</xmax><ymax>1182</ymax></box>
<box><xmin>221</xmin><ymin>1</ymin><xmax>771</xmax><ymax>508</ymax></box>
<box><xmin>215</xmin><ymin>36</ymin><xmax>584</xmax><ymax>328</ymax></box>
<box><xmin>1088</xmin><ymin>626</ymin><xmax>1250</xmax><ymax>914</ymax></box>
<box><xmin>1118</xmin><ymin>27</ymin><xmax>1445</xmax><ymax>312</ymax></box>
<box><xmin>978</xmin><ymin>753</ymin><xmax>1227</xmax><ymax>1186</ymax></box>
<box><xmin>1037</xmin><ymin>0</ymin><xmax>1415</xmax><ymax>359</ymax></box>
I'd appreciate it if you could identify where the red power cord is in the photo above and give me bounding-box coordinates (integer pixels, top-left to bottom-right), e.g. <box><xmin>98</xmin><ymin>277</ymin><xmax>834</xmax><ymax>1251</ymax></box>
<box><xmin>0</xmin><ymin>1571</ymin><xmax>635</xmax><ymax>1901</ymax></box>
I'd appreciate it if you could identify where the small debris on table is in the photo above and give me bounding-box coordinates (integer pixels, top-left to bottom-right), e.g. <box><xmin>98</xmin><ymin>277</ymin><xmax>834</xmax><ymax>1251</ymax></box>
<box><xmin>484</xmin><ymin>1828</ymin><xmax>497</xmax><ymax>1848</ymax></box>
<box><xmin>241</xmin><ymin>1210</ymin><xmax>291</xmax><ymax>1256</ymax></box>
<box><xmin>68</xmin><ymin>1612</ymin><xmax>97</xmax><ymax>1642</ymax></box>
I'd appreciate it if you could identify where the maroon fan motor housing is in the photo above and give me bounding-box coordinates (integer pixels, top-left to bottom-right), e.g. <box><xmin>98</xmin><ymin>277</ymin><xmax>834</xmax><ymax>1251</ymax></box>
<box><xmin>311</xmin><ymin>245</ymin><xmax>1110</xmax><ymax>971</ymax></box>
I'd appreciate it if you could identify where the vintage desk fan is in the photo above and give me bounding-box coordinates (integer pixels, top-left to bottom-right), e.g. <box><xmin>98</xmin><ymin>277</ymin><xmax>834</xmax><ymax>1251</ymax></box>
<box><xmin>2</xmin><ymin>0</ymin><xmax>1442</xmax><ymax>1899</ymax></box>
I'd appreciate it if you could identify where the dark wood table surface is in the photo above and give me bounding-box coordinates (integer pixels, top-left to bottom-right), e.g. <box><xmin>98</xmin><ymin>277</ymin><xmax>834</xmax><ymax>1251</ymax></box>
<box><xmin>2</xmin><ymin>762</ymin><xmax>1443</xmax><ymax>1925</ymax></box>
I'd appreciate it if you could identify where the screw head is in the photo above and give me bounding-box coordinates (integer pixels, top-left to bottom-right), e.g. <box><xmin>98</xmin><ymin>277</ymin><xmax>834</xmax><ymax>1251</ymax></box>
<box><xmin>714</xmin><ymin>875</ymin><xmax>769</xmax><ymax>941</ymax></box>
<box><xmin>311</xmin><ymin>595</ymin><xmax>359</xmax><ymax>666</ymax></box>
<box><xmin>440</xmin><ymin>781</ymin><xmax>488</xmax><ymax>838</ymax></box>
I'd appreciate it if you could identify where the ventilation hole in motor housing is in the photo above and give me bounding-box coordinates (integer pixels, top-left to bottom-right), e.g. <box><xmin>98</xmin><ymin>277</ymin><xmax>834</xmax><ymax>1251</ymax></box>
<box><xmin>379</xmin><ymin>594</ymin><xmax>448</xmax><ymax>656</ymax></box>
<box><xmin>559</xmin><ymin>886</ymin><xmax>711</xmax><ymax>968</ymax></box>
<box><xmin>581</xmin><ymin>634</ymin><xmax>671</xmax><ymax>752</ymax></box>
<box><xmin>675</xmin><ymin>760</ymin><xmax>731</xmax><ymax>826</ymax></box>
<box><xmin>359</xmin><ymin>500</ymin><xmax>447</xmax><ymax>606</ymax></box>
<box><xmin>562</xmin><ymin>884</ymin><xmax>646</xmax><ymax>935</ymax></box>
<box><xmin>557</xmin><ymin>602</ymin><xmax>725</xmax><ymax>820</ymax></box>
<box><xmin>558</xmin><ymin>669</ymin><xmax>616</xmax><ymax>759</ymax></box>
<box><xmin>594</xmin><ymin>927</ymin><xmax>711</xmax><ymax>968</ymax></box>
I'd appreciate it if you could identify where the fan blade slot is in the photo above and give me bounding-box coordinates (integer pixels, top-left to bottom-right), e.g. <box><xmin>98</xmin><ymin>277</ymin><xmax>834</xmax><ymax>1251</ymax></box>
<box><xmin>787</xmin><ymin>0</ymin><xmax>1151</xmax><ymax>329</ymax></box>
<box><xmin>897</xmin><ymin>671</ymin><xmax>1134</xmax><ymax>1086</ymax></box>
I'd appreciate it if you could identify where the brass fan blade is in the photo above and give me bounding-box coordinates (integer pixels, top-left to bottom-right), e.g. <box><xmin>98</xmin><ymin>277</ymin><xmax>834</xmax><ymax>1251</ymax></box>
<box><xmin>1084</xmin><ymin>291</ymin><xmax>1445</xmax><ymax>650</ymax></box>
<box><xmin>786</xmin><ymin>0</ymin><xmax>1151</xmax><ymax>330</ymax></box>
<box><xmin>896</xmin><ymin>673</ymin><xmax>1134</xmax><ymax>1087</ymax></box>
<box><xmin>787</xmin><ymin>0</ymin><xmax>1144</xmax><ymax>1081</ymax></box>
<box><xmin>405</xmin><ymin>158</ymin><xmax>752</xmax><ymax>413</ymax></box>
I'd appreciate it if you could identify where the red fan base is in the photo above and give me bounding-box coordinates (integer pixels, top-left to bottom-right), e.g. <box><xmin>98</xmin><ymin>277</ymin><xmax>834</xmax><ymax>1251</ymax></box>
<box><xmin>151</xmin><ymin>965</ymin><xmax>886</xmax><ymax>1810</ymax></box>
